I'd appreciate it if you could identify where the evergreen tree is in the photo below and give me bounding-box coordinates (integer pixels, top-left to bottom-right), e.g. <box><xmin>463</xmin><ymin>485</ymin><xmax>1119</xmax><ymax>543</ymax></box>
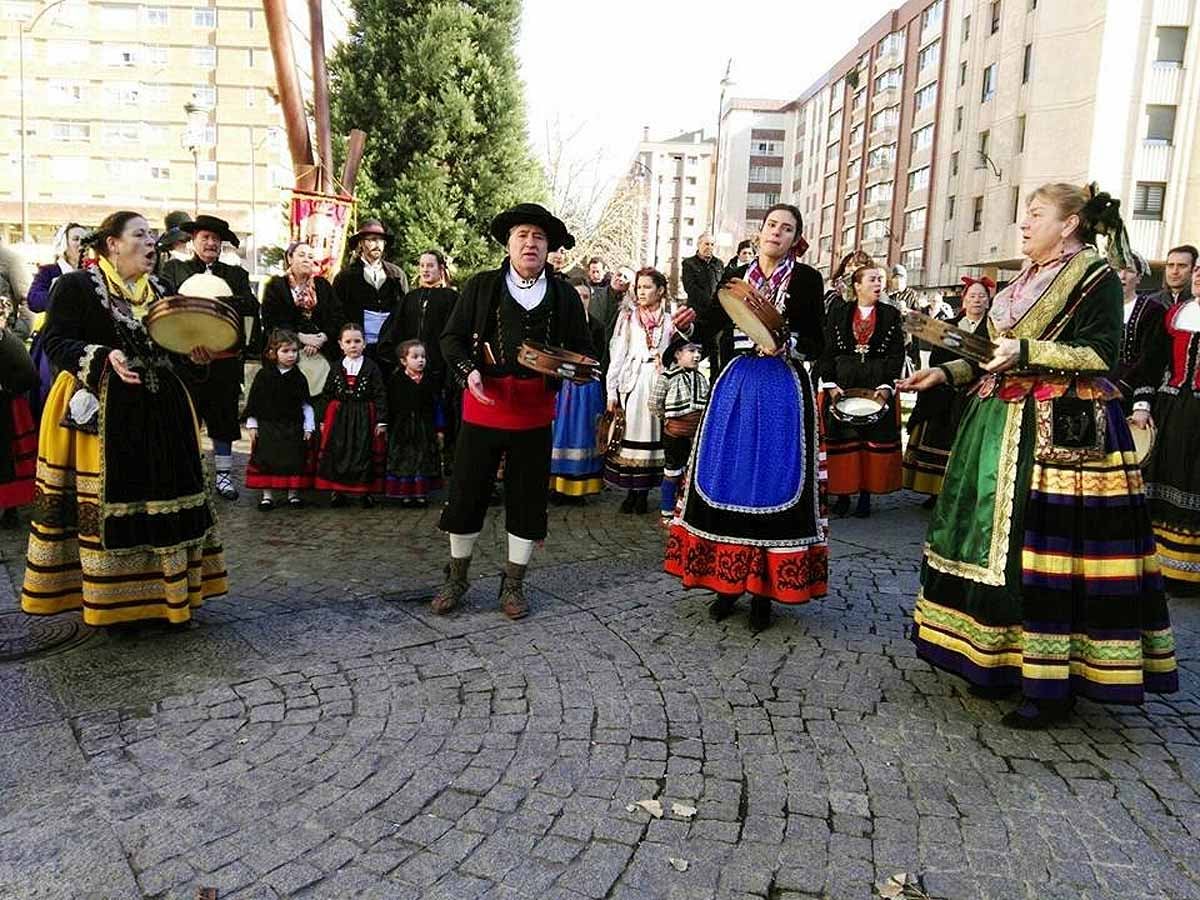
<box><xmin>330</xmin><ymin>0</ymin><xmax>546</xmax><ymax>274</ymax></box>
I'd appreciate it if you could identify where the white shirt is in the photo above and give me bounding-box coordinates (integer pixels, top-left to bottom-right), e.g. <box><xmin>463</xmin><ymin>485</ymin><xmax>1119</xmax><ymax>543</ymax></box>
<box><xmin>342</xmin><ymin>355</ymin><xmax>364</xmax><ymax>376</ymax></box>
<box><xmin>363</xmin><ymin>261</ymin><xmax>386</xmax><ymax>290</ymax></box>
<box><xmin>1176</xmin><ymin>298</ymin><xmax>1200</xmax><ymax>332</ymax></box>
<box><xmin>505</xmin><ymin>267</ymin><xmax>547</xmax><ymax>311</ymax></box>
<box><xmin>1123</xmin><ymin>296</ymin><xmax>1138</xmax><ymax>324</ymax></box>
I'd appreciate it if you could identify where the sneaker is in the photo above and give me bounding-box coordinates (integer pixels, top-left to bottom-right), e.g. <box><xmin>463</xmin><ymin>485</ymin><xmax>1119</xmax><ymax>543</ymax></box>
<box><xmin>215</xmin><ymin>472</ymin><xmax>239</xmax><ymax>500</ymax></box>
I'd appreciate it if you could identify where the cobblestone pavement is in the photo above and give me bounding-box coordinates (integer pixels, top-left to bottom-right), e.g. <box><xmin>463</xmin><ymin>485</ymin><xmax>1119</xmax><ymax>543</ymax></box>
<box><xmin>1</xmin><ymin>476</ymin><xmax>1198</xmax><ymax>900</ymax></box>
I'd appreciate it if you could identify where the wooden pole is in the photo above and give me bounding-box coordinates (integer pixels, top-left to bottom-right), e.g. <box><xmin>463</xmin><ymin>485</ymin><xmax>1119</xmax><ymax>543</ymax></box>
<box><xmin>261</xmin><ymin>0</ymin><xmax>317</xmax><ymax>191</ymax></box>
<box><xmin>340</xmin><ymin>129</ymin><xmax>367</xmax><ymax>197</ymax></box>
<box><xmin>307</xmin><ymin>0</ymin><xmax>334</xmax><ymax>194</ymax></box>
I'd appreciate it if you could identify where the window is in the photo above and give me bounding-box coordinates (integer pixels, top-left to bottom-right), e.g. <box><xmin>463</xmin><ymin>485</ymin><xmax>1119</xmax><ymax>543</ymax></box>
<box><xmin>104</xmin><ymin>81</ymin><xmax>140</xmax><ymax>105</ymax></box>
<box><xmin>981</xmin><ymin>64</ymin><xmax>997</xmax><ymax>102</ymax></box>
<box><xmin>823</xmin><ymin>173</ymin><xmax>837</xmax><ymax>197</ymax></box>
<box><xmin>911</xmin><ymin>124</ymin><xmax>934</xmax><ymax>153</ymax></box>
<box><xmin>962</xmin><ymin>15</ymin><xmax>970</xmax><ymax>42</ymax></box>
<box><xmin>202</xmin><ymin>124</ymin><xmax>217</xmax><ymax>145</ymax></box>
<box><xmin>922</xmin><ymin>0</ymin><xmax>945</xmax><ymax>34</ymax></box>
<box><xmin>842</xmin><ymin>225</ymin><xmax>857</xmax><ymax>248</ymax></box>
<box><xmin>875</xmin><ymin>66</ymin><xmax>902</xmax><ymax>92</ymax></box>
<box><xmin>908</xmin><ymin>166</ymin><xmax>931</xmax><ymax>193</ymax></box>
<box><xmin>960</xmin><ymin>61</ymin><xmax>967</xmax><ymax>86</ymax></box>
<box><xmin>844</xmin><ymin>192</ymin><xmax>859</xmax><ymax>214</ymax></box>
<box><xmin>915</xmin><ymin>82</ymin><xmax>938</xmax><ymax>112</ymax></box>
<box><xmin>144</xmin><ymin>44</ymin><xmax>167</xmax><ymax>66</ymax></box>
<box><xmin>951</xmin><ymin>152</ymin><xmax>959</xmax><ymax>175</ymax></box>
<box><xmin>870</xmin><ymin>107</ymin><xmax>898</xmax><ymax>132</ymax></box>
<box><xmin>192</xmin><ymin>46</ymin><xmax>215</xmax><ymax>68</ymax></box>
<box><xmin>102</xmin><ymin>123</ymin><xmax>140</xmax><ymax>143</ymax></box>
<box><xmin>761</xmin><ymin>192</ymin><xmax>780</xmax><ymax>206</ymax></box>
<box><xmin>48</xmin><ymin>79</ymin><xmax>83</xmax><ymax>104</ymax></box>
<box><xmin>1134</xmin><ymin>182</ymin><xmax>1165</xmax><ymax>220</ymax></box>
<box><xmin>149</xmin><ymin>163</ymin><xmax>170</xmax><ymax>180</ymax></box>
<box><xmin>865</xmin><ymin>182</ymin><xmax>893</xmax><ymax>205</ymax></box>
<box><xmin>849</xmin><ymin>123</ymin><xmax>864</xmax><ymax>146</ymax></box>
<box><xmin>868</xmin><ymin>145</ymin><xmax>895</xmax><ymax>169</ymax></box>
<box><xmin>865</xmin><ymin>220</ymin><xmax>888</xmax><ymax>240</ymax></box>
<box><xmin>142</xmin><ymin>5</ymin><xmax>167</xmax><ymax>25</ymax></box>
<box><xmin>847</xmin><ymin>158</ymin><xmax>861</xmax><ymax>181</ymax></box>
<box><xmin>749</xmin><ymin>164</ymin><xmax>781</xmax><ymax>182</ymax></box>
<box><xmin>902</xmin><ymin>248</ymin><xmax>924</xmax><ymax>271</ymax></box>
<box><xmin>853</xmin><ymin>88</ymin><xmax>866</xmax><ymax>110</ymax></box>
<box><xmin>50</xmin><ymin>121</ymin><xmax>90</xmax><ymax>141</ymax></box>
<box><xmin>979</xmin><ymin>130</ymin><xmax>990</xmax><ymax>157</ymax></box>
<box><xmin>1011</xmin><ymin>187</ymin><xmax>1021</xmax><ymax>223</ymax></box>
<box><xmin>193</xmin><ymin>6</ymin><xmax>215</xmax><ymax>27</ymax></box>
<box><xmin>1016</xmin><ymin>115</ymin><xmax>1026</xmax><ymax>152</ymax></box>
<box><xmin>955</xmin><ymin>106</ymin><xmax>963</xmax><ymax>132</ymax></box>
<box><xmin>755</xmin><ymin>140</ymin><xmax>780</xmax><ymax>155</ymax></box>
<box><xmin>878</xmin><ymin>32</ymin><xmax>904</xmax><ymax>58</ymax></box>
<box><xmin>102</xmin><ymin>43</ymin><xmax>138</xmax><ymax>66</ymax></box>
<box><xmin>1147</xmin><ymin>105</ymin><xmax>1177</xmax><ymax>143</ymax></box>
<box><xmin>192</xmin><ymin>86</ymin><xmax>216</xmax><ymax>108</ymax></box>
<box><xmin>905</xmin><ymin>207</ymin><xmax>927</xmax><ymax>237</ymax></box>
<box><xmin>947</xmin><ymin>195</ymin><xmax>955</xmax><ymax>220</ymax></box>
<box><xmin>990</xmin><ymin>1</ymin><xmax>1001</xmax><ymax>34</ymax></box>
<box><xmin>826</xmin><ymin>142</ymin><xmax>840</xmax><ymax>167</ymax></box>
<box><xmin>819</xmin><ymin>236</ymin><xmax>833</xmax><ymax>256</ymax></box>
<box><xmin>197</xmin><ymin>160</ymin><xmax>217</xmax><ymax>183</ymax></box>
<box><xmin>829</xmin><ymin>109</ymin><xmax>843</xmax><ymax>138</ymax></box>
<box><xmin>105</xmin><ymin>159</ymin><xmax>141</xmax><ymax>180</ymax></box>
<box><xmin>1156</xmin><ymin>27</ymin><xmax>1187</xmax><ymax>64</ymax></box>
<box><xmin>972</xmin><ymin>196</ymin><xmax>984</xmax><ymax>231</ymax></box>
<box><xmin>918</xmin><ymin>40</ymin><xmax>940</xmax><ymax>71</ymax></box>
<box><xmin>687</xmin><ymin>176</ymin><xmax>697</xmax><ymax>185</ymax></box>
<box><xmin>1023</xmin><ymin>44</ymin><xmax>1032</xmax><ymax>83</ymax></box>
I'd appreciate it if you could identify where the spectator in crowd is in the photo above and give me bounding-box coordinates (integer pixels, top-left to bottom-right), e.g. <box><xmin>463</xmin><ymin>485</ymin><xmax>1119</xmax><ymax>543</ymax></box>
<box><xmin>682</xmin><ymin>234</ymin><xmax>725</xmax><ymax>373</ymax></box>
<box><xmin>736</xmin><ymin>240</ymin><xmax>755</xmax><ymax>267</ymax></box>
<box><xmin>333</xmin><ymin>219</ymin><xmax>408</xmax><ymax>373</ymax></box>
<box><xmin>1152</xmin><ymin>245</ymin><xmax>1196</xmax><ymax>307</ymax></box>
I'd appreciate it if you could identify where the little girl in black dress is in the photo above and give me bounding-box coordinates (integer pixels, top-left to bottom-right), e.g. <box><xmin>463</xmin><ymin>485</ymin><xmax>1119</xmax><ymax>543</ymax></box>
<box><xmin>243</xmin><ymin>329</ymin><xmax>315</xmax><ymax>510</ymax></box>
<box><xmin>385</xmin><ymin>339</ymin><xmax>444</xmax><ymax>507</ymax></box>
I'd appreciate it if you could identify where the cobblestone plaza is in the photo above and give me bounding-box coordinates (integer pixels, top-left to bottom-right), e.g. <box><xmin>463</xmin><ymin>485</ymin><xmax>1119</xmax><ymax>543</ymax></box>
<box><xmin>1</xmin><ymin>488</ymin><xmax>1197</xmax><ymax>899</ymax></box>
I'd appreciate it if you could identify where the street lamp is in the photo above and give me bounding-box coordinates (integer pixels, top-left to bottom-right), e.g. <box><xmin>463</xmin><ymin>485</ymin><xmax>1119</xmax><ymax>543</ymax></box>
<box><xmin>183</xmin><ymin>101</ymin><xmax>210</xmax><ymax>217</ymax></box>
<box><xmin>17</xmin><ymin>0</ymin><xmax>70</xmax><ymax>243</ymax></box>
<box><xmin>248</xmin><ymin>126</ymin><xmax>276</xmax><ymax>276</ymax></box>
<box><xmin>709</xmin><ymin>58</ymin><xmax>733</xmax><ymax>233</ymax></box>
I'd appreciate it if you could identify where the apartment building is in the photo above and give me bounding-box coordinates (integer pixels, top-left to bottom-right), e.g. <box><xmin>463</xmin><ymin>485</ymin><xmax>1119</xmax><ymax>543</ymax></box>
<box><xmin>715</xmin><ymin>0</ymin><xmax>1200</xmax><ymax>287</ymax></box>
<box><xmin>633</xmin><ymin>128</ymin><xmax>715</xmax><ymax>299</ymax></box>
<box><xmin>0</xmin><ymin>0</ymin><xmax>348</xmax><ymax>256</ymax></box>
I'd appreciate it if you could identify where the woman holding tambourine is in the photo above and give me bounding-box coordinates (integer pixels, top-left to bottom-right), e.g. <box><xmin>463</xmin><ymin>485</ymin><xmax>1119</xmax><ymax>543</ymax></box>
<box><xmin>19</xmin><ymin>210</ymin><xmax>227</xmax><ymax>628</ymax></box>
<box><xmin>818</xmin><ymin>265</ymin><xmax>906</xmax><ymax>520</ymax></box>
<box><xmin>664</xmin><ymin>202</ymin><xmax>828</xmax><ymax>633</ymax></box>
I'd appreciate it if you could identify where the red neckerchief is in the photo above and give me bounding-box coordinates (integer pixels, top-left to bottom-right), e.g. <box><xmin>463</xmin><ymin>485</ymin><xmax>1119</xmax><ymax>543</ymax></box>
<box><xmin>636</xmin><ymin>303</ymin><xmax>665</xmax><ymax>350</ymax></box>
<box><xmin>746</xmin><ymin>253</ymin><xmax>796</xmax><ymax>309</ymax></box>
<box><xmin>288</xmin><ymin>272</ymin><xmax>316</xmax><ymax>314</ymax></box>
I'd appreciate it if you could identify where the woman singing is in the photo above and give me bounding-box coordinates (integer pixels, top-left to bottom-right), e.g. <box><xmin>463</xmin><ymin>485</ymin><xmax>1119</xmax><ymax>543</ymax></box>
<box><xmin>665</xmin><ymin>203</ymin><xmax>827</xmax><ymax>632</ymax></box>
<box><xmin>901</xmin><ymin>183</ymin><xmax>1177</xmax><ymax>728</ymax></box>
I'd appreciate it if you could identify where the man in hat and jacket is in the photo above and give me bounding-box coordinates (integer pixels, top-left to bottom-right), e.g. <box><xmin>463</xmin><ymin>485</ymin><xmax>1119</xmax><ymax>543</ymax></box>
<box><xmin>155</xmin><ymin>211</ymin><xmax>193</xmax><ymax>276</ymax></box>
<box><xmin>432</xmin><ymin>203</ymin><xmax>595</xmax><ymax>620</ymax></box>
<box><xmin>161</xmin><ymin>214</ymin><xmax>259</xmax><ymax>501</ymax></box>
<box><xmin>333</xmin><ymin>219</ymin><xmax>409</xmax><ymax>372</ymax></box>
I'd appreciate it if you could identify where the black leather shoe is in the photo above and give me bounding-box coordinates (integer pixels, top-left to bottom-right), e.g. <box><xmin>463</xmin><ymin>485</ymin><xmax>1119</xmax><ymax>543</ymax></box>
<box><xmin>708</xmin><ymin>593</ymin><xmax>738</xmax><ymax>621</ymax></box>
<box><xmin>633</xmin><ymin>492</ymin><xmax>648</xmax><ymax>514</ymax></box>
<box><xmin>832</xmin><ymin>495</ymin><xmax>851</xmax><ymax>516</ymax></box>
<box><xmin>749</xmin><ymin>595</ymin><xmax>772</xmax><ymax>632</ymax></box>
<box><xmin>619</xmin><ymin>492</ymin><xmax>635</xmax><ymax>514</ymax></box>
<box><xmin>1001</xmin><ymin>697</ymin><xmax>1075</xmax><ymax>730</ymax></box>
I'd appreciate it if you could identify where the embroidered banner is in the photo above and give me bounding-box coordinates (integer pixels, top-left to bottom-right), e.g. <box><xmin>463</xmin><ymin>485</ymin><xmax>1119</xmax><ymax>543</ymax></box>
<box><xmin>289</xmin><ymin>191</ymin><xmax>354</xmax><ymax>279</ymax></box>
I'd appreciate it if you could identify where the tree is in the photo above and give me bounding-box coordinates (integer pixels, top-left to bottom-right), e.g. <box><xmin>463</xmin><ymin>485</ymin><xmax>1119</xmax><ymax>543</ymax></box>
<box><xmin>330</xmin><ymin>0</ymin><xmax>546</xmax><ymax>274</ymax></box>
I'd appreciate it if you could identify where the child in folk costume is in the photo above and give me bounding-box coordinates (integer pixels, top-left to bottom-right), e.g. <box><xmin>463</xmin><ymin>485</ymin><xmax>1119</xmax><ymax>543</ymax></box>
<box><xmin>0</xmin><ymin>326</ymin><xmax>38</xmax><ymax>528</ymax></box>
<box><xmin>385</xmin><ymin>340</ymin><xmax>444</xmax><ymax>507</ymax></box>
<box><xmin>605</xmin><ymin>267</ymin><xmax>676</xmax><ymax>514</ymax></box>
<box><xmin>316</xmin><ymin>324</ymin><xmax>388</xmax><ymax>507</ymax></box>
<box><xmin>243</xmin><ymin>329</ymin><xmax>316</xmax><ymax>511</ymax></box>
<box><xmin>649</xmin><ymin>335</ymin><xmax>709</xmax><ymax>524</ymax></box>
<box><xmin>549</xmin><ymin>281</ymin><xmax>608</xmax><ymax>502</ymax></box>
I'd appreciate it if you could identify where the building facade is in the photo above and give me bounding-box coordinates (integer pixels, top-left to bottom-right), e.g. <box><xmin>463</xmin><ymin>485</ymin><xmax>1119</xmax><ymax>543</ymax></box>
<box><xmin>0</xmin><ymin>0</ymin><xmax>348</xmax><ymax>261</ymax></box>
<box><xmin>633</xmin><ymin>128</ymin><xmax>715</xmax><ymax>299</ymax></box>
<box><xmin>715</xmin><ymin>0</ymin><xmax>1200</xmax><ymax>287</ymax></box>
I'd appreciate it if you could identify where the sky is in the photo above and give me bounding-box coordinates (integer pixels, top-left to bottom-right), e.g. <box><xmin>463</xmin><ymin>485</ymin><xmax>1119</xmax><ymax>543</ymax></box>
<box><xmin>517</xmin><ymin>0</ymin><xmax>899</xmax><ymax>206</ymax></box>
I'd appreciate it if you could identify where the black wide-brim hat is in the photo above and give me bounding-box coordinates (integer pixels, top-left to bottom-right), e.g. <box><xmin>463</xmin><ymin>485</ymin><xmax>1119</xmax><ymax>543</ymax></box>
<box><xmin>347</xmin><ymin>218</ymin><xmax>394</xmax><ymax>250</ymax></box>
<box><xmin>490</xmin><ymin>203</ymin><xmax>575</xmax><ymax>251</ymax></box>
<box><xmin>156</xmin><ymin>226</ymin><xmax>190</xmax><ymax>250</ymax></box>
<box><xmin>182</xmin><ymin>214</ymin><xmax>239</xmax><ymax>248</ymax></box>
<box><xmin>666</xmin><ymin>334</ymin><xmax>702</xmax><ymax>362</ymax></box>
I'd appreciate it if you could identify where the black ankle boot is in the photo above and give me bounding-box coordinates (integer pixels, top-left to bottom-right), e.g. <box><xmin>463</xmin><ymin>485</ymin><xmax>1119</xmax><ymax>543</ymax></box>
<box><xmin>619</xmin><ymin>492</ymin><xmax>635</xmax><ymax>514</ymax></box>
<box><xmin>853</xmin><ymin>492</ymin><xmax>871</xmax><ymax>518</ymax></box>
<box><xmin>632</xmin><ymin>491</ymin><xmax>648</xmax><ymax>514</ymax></box>
<box><xmin>832</xmin><ymin>495</ymin><xmax>850</xmax><ymax>516</ymax></box>
<box><xmin>1001</xmin><ymin>696</ymin><xmax>1075</xmax><ymax>730</ymax></box>
<box><xmin>749</xmin><ymin>595</ymin><xmax>772</xmax><ymax>632</ymax></box>
<box><xmin>708</xmin><ymin>593</ymin><xmax>738</xmax><ymax>621</ymax></box>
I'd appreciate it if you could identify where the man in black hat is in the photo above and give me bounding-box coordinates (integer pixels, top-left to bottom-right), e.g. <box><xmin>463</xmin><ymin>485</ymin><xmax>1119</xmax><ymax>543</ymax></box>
<box><xmin>432</xmin><ymin>203</ymin><xmax>595</xmax><ymax>621</ymax></box>
<box><xmin>161</xmin><ymin>214</ymin><xmax>259</xmax><ymax>500</ymax></box>
<box><xmin>332</xmin><ymin>219</ymin><xmax>409</xmax><ymax>372</ymax></box>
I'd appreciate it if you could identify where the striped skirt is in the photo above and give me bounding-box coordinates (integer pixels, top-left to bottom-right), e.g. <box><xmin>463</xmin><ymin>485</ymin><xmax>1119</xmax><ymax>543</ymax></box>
<box><xmin>913</xmin><ymin>395</ymin><xmax>1178</xmax><ymax>703</ymax></box>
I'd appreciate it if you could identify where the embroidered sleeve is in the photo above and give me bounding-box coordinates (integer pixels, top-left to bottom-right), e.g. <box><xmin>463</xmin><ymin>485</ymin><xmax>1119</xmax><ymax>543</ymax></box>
<box><xmin>1020</xmin><ymin>339</ymin><xmax>1108</xmax><ymax>373</ymax></box>
<box><xmin>77</xmin><ymin>343</ymin><xmax>110</xmax><ymax>391</ymax></box>
<box><xmin>940</xmin><ymin>358</ymin><xmax>977</xmax><ymax>387</ymax></box>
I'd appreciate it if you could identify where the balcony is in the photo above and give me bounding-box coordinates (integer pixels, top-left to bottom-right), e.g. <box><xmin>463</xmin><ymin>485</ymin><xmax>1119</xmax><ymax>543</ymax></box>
<box><xmin>876</xmin><ymin>41</ymin><xmax>903</xmax><ymax>70</ymax></box>
<box><xmin>1145</xmin><ymin>62</ymin><xmax>1184</xmax><ymax>105</ymax></box>
<box><xmin>868</xmin><ymin>124</ymin><xmax>897</xmax><ymax>148</ymax></box>
<box><xmin>865</xmin><ymin>158</ymin><xmax>895</xmax><ymax>184</ymax></box>
<box><xmin>912</xmin><ymin>101</ymin><xmax>936</xmax><ymax>129</ymax></box>
<box><xmin>872</xmin><ymin>86</ymin><xmax>899</xmax><ymax>111</ymax></box>
<box><xmin>864</xmin><ymin>200</ymin><xmax>891</xmax><ymax>222</ymax></box>
<box><xmin>1136</xmin><ymin>141</ymin><xmax>1174</xmax><ymax>181</ymax></box>
<box><xmin>863</xmin><ymin>236</ymin><xmax>890</xmax><ymax>260</ymax></box>
<box><xmin>906</xmin><ymin>187</ymin><xmax>929</xmax><ymax>209</ymax></box>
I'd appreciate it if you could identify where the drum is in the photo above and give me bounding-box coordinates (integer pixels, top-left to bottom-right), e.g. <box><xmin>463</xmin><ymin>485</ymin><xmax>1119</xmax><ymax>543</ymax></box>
<box><xmin>596</xmin><ymin>407</ymin><xmax>626</xmax><ymax>456</ymax></box>
<box><xmin>830</xmin><ymin>388</ymin><xmax>889</xmax><ymax>426</ymax></box>
<box><xmin>517</xmin><ymin>341</ymin><xmax>601</xmax><ymax>385</ymax></box>
<box><xmin>146</xmin><ymin>271</ymin><xmax>241</xmax><ymax>355</ymax></box>
<box><xmin>297</xmin><ymin>352</ymin><xmax>331</xmax><ymax>396</ymax></box>
<box><xmin>1127</xmin><ymin>416</ymin><xmax>1156</xmax><ymax>467</ymax></box>
<box><xmin>717</xmin><ymin>278</ymin><xmax>786</xmax><ymax>353</ymax></box>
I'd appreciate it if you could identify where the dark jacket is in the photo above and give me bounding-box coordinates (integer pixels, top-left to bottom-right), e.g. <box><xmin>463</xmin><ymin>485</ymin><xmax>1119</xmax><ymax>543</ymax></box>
<box><xmin>261</xmin><ymin>275</ymin><xmax>343</xmax><ymax>363</ymax></box>
<box><xmin>681</xmin><ymin>254</ymin><xmax>724</xmax><ymax>313</ymax></box>
<box><xmin>331</xmin><ymin>259</ymin><xmax>408</xmax><ymax>345</ymax></box>
<box><xmin>377</xmin><ymin>286</ymin><xmax>458</xmax><ymax>386</ymax></box>
<box><xmin>819</xmin><ymin>301</ymin><xmax>906</xmax><ymax>391</ymax></box>
<box><xmin>441</xmin><ymin>263</ymin><xmax>595</xmax><ymax>389</ymax></box>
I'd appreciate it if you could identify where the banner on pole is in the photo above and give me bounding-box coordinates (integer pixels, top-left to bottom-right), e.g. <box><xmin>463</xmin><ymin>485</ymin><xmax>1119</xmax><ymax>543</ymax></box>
<box><xmin>289</xmin><ymin>190</ymin><xmax>354</xmax><ymax>279</ymax></box>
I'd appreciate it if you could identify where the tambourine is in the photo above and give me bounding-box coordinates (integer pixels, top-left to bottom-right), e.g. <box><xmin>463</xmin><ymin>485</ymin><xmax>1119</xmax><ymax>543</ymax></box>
<box><xmin>145</xmin><ymin>296</ymin><xmax>240</xmax><ymax>355</ymax></box>
<box><xmin>902</xmin><ymin>310</ymin><xmax>997</xmax><ymax>364</ymax></box>
<box><xmin>830</xmin><ymin>388</ymin><xmax>889</xmax><ymax>426</ymax></box>
<box><xmin>1128</xmin><ymin>416</ymin><xmax>1156</xmax><ymax>467</ymax></box>
<box><xmin>517</xmin><ymin>341</ymin><xmax>601</xmax><ymax>385</ymax></box>
<box><xmin>717</xmin><ymin>278</ymin><xmax>786</xmax><ymax>353</ymax></box>
<box><xmin>596</xmin><ymin>407</ymin><xmax>626</xmax><ymax>456</ymax></box>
